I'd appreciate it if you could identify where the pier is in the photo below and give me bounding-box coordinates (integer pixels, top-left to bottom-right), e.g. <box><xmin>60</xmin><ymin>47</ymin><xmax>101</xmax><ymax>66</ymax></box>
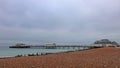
<box><xmin>9</xmin><ymin>43</ymin><xmax>103</xmax><ymax>49</ymax></box>
<box><xmin>29</xmin><ymin>45</ymin><xmax>102</xmax><ymax>49</ymax></box>
<box><xmin>9</xmin><ymin>45</ymin><xmax>103</xmax><ymax>49</ymax></box>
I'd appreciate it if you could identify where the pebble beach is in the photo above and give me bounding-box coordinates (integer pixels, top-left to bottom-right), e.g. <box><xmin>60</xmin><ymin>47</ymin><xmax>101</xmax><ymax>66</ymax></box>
<box><xmin>0</xmin><ymin>47</ymin><xmax>120</xmax><ymax>68</ymax></box>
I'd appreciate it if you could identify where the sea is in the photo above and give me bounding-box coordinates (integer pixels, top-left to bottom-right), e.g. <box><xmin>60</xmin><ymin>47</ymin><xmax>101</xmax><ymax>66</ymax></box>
<box><xmin>0</xmin><ymin>46</ymin><xmax>86</xmax><ymax>58</ymax></box>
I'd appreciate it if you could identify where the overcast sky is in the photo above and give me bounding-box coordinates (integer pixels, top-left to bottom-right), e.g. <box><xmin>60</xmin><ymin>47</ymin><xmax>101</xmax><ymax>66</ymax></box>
<box><xmin>0</xmin><ymin>0</ymin><xmax>120</xmax><ymax>45</ymax></box>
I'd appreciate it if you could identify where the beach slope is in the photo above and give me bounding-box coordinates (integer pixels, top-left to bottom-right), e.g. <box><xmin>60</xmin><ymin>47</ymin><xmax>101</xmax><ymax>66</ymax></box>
<box><xmin>0</xmin><ymin>47</ymin><xmax>120</xmax><ymax>68</ymax></box>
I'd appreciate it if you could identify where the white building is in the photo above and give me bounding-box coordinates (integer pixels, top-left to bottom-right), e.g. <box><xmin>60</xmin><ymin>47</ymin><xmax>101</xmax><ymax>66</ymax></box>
<box><xmin>94</xmin><ymin>39</ymin><xmax>119</xmax><ymax>47</ymax></box>
<box><xmin>46</xmin><ymin>43</ymin><xmax>56</xmax><ymax>46</ymax></box>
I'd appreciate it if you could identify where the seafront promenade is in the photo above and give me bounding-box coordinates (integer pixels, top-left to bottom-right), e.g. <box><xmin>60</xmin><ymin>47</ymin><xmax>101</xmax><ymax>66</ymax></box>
<box><xmin>0</xmin><ymin>47</ymin><xmax>120</xmax><ymax>68</ymax></box>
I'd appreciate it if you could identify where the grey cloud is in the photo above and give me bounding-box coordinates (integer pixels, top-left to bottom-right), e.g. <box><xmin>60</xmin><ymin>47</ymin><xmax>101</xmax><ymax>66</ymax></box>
<box><xmin>0</xmin><ymin>0</ymin><xmax>120</xmax><ymax>45</ymax></box>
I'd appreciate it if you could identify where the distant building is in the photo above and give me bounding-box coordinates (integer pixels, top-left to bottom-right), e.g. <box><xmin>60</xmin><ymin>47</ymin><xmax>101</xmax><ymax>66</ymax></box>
<box><xmin>45</xmin><ymin>43</ymin><xmax>56</xmax><ymax>49</ymax></box>
<box><xmin>46</xmin><ymin>43</ymin><xmax>56</xmax><ymax>46</ymax></box>
<box><xmin>9</xmin><ymin>43</ymin><xmax>30</xmax><ymax>48</ymax></box>
<box><xmin>94</xmin><ymin>39</ymin><xmax>119</xmax><ymax>47</ymax></box>
<box><xmin>16</xmin><ymin>43</ymin><xmax>26</xmax><ymax>46</ymax></box>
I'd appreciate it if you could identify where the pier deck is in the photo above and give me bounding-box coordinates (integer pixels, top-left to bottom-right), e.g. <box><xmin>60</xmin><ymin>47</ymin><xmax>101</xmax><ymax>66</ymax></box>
<box><xmin>29</xmin><ymin>45</ymin><xmax>102</xmax><ymax>49</ymax></box>
<box><xmin>9</xmin><ymin>45</ymin><xmax>103</xmax><ymax>49</ymax></box>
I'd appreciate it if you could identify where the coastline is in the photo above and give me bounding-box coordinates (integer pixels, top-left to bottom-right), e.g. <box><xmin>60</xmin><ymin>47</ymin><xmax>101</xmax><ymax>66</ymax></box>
<box><xmin>0</xmin><ymin>47</ymin><xmax>120</xmax><ymax>68</ymax></box>
<box><xmin>0</xmin><ymin>47</ymin><xmax>90</xmax><ymax>59</ymax></box>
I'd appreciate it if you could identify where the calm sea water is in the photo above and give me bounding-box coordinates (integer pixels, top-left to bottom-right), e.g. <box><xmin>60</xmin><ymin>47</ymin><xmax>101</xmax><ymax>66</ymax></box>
<box><xmin>0</xmin><ymin>46</ymin><xmax>85</xmax><ymax>58</ymax></box>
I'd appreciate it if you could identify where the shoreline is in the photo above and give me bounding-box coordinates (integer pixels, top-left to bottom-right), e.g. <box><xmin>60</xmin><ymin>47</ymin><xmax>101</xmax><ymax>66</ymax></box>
<box><xmin>0</xmin><ymin>47</ymin><xmax>119</xmax><ymax>68</ymax></box>
<box><xmin>0</xmin><ymin>48</ymin><xmax>91</xmax><ymax>59</ymax></box>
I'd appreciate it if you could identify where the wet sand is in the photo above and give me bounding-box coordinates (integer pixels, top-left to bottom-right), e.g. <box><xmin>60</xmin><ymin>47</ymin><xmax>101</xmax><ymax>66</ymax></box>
<box><xmin>0</xmin><ymin>47</ymin><xmax>120</xmax><ymax>68</ymax></box>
